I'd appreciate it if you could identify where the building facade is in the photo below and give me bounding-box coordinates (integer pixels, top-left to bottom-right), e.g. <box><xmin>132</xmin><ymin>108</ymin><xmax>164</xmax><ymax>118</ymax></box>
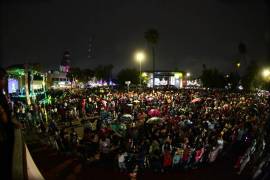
<box><xmin>46</xmin><ymin>50</ymin><xmax>71</xmax><ymax>89</ymax></box>
<box><xmin>142</xmin><ymin>71</ymin><xmax>184</xmax><ymax>88</ymax></box>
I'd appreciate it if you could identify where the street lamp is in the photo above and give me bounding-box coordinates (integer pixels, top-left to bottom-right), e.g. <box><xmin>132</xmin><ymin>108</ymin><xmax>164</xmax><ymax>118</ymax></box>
<box><xmin>186</xmin><ymin>72</ymin><xmax>191</xmax><ymax>78</ymax></box>
<box><xmin>262</xmin><ymin>68</ymin><xmax>270</xmax><ymax>80</ymax></box>
<box><xmin>135</xmin><ymin>51</ymin><xmax>145</xmax><ymax>86</ymax></box>
<box><xmin>262</xmin><ymin>69</ymin><xmax>270</xmax><ymax>77</ymax></box>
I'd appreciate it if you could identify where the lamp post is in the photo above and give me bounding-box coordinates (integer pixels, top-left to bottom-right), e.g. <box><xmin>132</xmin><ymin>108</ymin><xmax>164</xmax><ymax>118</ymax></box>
<box><xmin>262</xmin><ymin>68</ymin><xmax>270</xmax><ymax>90</ymax></box>
<box><xmin>262</xmin><ymin>68</ymin><xmax>270</xmax><ymax>81</ymax></box>
<box><xmin>135</xmin><ymin>51</ymin><xmax>145</xmax><ymax>87</ymax></box>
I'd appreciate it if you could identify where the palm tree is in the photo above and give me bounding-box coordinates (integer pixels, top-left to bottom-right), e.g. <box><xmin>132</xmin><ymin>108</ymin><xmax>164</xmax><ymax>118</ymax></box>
<box><xmin>24</xmin><ymin>64</ymin><xmax>31</xmax><ymax>105</ymax></box>
<box><xmin>266</xmin><ymin>0</ymin><xmax>270</xmax><ymax>62</ymax></box>
<box><xmin>238</xmin><ymin>42</ymin><xmax>247</xmax><ymax>60</ymax></box>
<box><xmin>67</xmin><ymin>67</ymin><xmax>82</xmax><ymax>88</ymax></box>
<box><xmin>144</xmin><ymin>29</ymin><xmax>159</xmax><ymax>88</ymax></box>
<box><xmin>106</xmin><ymin>64</ymin><xmax>114</xmax><ymax>83</ymax></box>
<box><xmin>237</xmin><ymin>42</ymin><xmax>248</xmax><ymax>70</ymax></box>
<box><xmin>83</xmin><ymin>69</ymin><xmax>95</xmax><ymax>82</ymax></box>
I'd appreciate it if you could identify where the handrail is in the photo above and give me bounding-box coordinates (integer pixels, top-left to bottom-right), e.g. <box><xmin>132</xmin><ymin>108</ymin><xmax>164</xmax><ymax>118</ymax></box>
<box><xmin>12</xmin><ymin>129</ymin><xmax>45</xmax><ymax>180</ymax></box>
<box><xmin>12</xmin><ymin>129</ymin><xmax>26</xmax><ymax>180</ymax></box>
<box><xmin>25</xmin><ymin>144</ymin><xmax>45</xmax><ymax>180</ymax></box>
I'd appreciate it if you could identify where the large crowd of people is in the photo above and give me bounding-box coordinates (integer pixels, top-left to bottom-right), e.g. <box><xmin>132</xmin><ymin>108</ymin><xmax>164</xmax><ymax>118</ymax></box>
<box><xmin>9</xmin><ymin>88</ymin><xmax>270</xmax><ymax>179</ymax></box>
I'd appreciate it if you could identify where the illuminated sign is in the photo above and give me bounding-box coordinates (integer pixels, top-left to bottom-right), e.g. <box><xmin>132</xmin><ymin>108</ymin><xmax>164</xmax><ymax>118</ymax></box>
<box><xmin>8</xmin><ymin>78</ymin><xmax>19</xmax><ymax>93</ymax></box>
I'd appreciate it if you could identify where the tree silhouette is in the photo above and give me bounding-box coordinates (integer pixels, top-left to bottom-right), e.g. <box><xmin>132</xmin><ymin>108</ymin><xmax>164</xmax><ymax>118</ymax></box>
<box><xmin>67</xmin><ymin>67</ymin><xmax>81</xmax><ymax>81</ymax></box>
<box><xmin>117</xmin><ymin>68</ymin><xmax>140</xmax><ymax>86</ymax></box>
<box><xmin>144</xmin><ymin>29</ymin><xmax>159</xmax><ymax>87</ymax></box>
<box><xmin>82</xmin><ymin>69</ymin><xmax>94</xmax><ymax>82</ymax></box>
<box><xmin>201</xmin><ymin>68</ymin><xmax>226</xmax><ymax>88</ymax></box>
<box><xmin>94</xmin><ymin>64</ymin><xmax>114</xmax><ymax>83</ymax></box>
<box><xmin>226</xmin><ymin>72</ymin><xmax>240</xmax><ymax>90</ymax></box>
<box><xmin>242</xmin><ymin>60</ymin><xmax>262</xmax><ymax>90</ymax></box>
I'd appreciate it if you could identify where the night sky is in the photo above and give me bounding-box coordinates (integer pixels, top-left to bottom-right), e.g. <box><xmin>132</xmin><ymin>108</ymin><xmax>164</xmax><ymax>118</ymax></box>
<box><xmin>1</xmin><ymin>0</ymin><xmax>269</xmax><ymax>75</ymax></box>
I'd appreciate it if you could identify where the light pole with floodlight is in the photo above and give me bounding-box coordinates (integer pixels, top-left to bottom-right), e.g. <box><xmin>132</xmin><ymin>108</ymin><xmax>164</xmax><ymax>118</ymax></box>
<box><xmin>262</xmin><ymin>68</ymin><xmax>270</xmax><ymax>81</ymax></box>
<box><xmin>135</xmin><ymin>51</ymin><xmax>145</xmax><ymax>87</ymax></box>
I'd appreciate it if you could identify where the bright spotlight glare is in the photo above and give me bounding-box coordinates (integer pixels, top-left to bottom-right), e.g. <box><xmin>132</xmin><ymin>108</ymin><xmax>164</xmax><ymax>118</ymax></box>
<box><xmin>262</xmin><ymin>69</ymin><xmax>270</xmax><ymax>78</ymax></box>
<box><xmin>135</xmin><ymin>52</ymin><xmax>145</xmax><ymax>62</ymax></box>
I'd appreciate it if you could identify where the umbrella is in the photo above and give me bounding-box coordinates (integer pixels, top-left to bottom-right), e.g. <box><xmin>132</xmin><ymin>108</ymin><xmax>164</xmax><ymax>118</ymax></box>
<box><xmin>146</xmin><ymin>117</ymin><xmax>161</xmax><ymax>124</ymax></box>
<box><xmin>101</xmin><ymin>100</ymin><xmax>107</xmax><ymax>106</ymax></box>
<box><xmin>148</xmin><ymin>109</ymin><xmax>161</xmax><ymax>117</ymax></box>
<box><xmin>122</xmin><ymin>114</ymin><xmax>133</xmax><ymax>118</ymax></box>
<box><xmin>99</xmin><ymin>128</ymin><xmax>110</xmax><ymax>135</ymax></box>
<box><xmin>249</xmin><ymin>106</ymin><xmax>258</xmax><ymax>115</ymax></box>
<box><xmin>111</xmin><ymin>124</ymin><xmax>126</xmax><ymax>137</ymax></box>
<box><xmin>133</xmin><ymin>100</ymin><xmax>140</xmax><ymax>103</ymax></box>
<box><xmin>223</xmin><ymin>104</ymin><xmax>229</xmax><ymax>110</ymax></box>
<box><xmin>179</xmin><ymin>108</ymin><xmax>186</xmax><ymax>113</ymax></box>
<box><xmin>121</xmin><ymin>114</ymin><xmax>134</xmax><ymax>121</ymax></box>
<box><xmin>191</xmin><ymin>98</ymin><xmax>201</xmax><ymax>103</ymax></box>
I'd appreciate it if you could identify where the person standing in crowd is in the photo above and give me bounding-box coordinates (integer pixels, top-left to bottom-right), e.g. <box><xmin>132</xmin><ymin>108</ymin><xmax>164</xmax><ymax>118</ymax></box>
<box><xmin>118</xmin><ymin>150</ymin><xmax>128</xmax><ymax>172</ymax></box>
<box><xmin>70</xmin><ymin>127</ymin><xmax>78</xmax><ymax>153</ymax></box>
<box><xmin>0</xmin><ymin>68</ymin><xmax>20</xmax><ymax>179</ymax></box>
<box><xmin>99</xmin><ymin>135</ymin><xmax>111</xmax><ymax>165</ymax></box>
